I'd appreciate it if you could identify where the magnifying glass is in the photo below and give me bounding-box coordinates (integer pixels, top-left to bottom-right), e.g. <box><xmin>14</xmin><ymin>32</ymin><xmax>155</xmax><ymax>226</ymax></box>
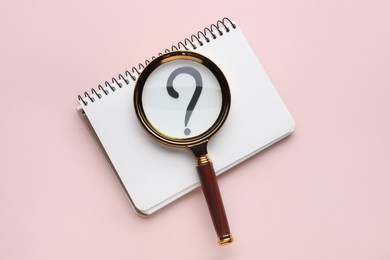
<box><xmin>134</xmin><ymin>51</ymin><xmax>233</xmax><ymax>245</ymax></box>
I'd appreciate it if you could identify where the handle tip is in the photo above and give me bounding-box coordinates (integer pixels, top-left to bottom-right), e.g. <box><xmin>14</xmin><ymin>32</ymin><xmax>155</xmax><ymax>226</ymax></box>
<box><xmin>218</xmin><ymin>234</ymin><xmax>234</xmax><ymax>245</ymax></box>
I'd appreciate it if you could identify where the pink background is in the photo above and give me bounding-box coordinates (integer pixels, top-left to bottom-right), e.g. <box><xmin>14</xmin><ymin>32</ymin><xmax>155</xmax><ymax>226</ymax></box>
<box><xmin>1</xmin><ymin>0</ymin><xmax>390</xmax><ymax>259</ymax></box>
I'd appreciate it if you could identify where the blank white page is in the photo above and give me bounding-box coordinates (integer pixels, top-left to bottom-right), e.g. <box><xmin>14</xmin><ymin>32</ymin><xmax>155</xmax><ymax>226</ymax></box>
<box><xmin>78</xmin><ymin>22</ymin><xmax>295</xmax><ymax>215</ymax></box>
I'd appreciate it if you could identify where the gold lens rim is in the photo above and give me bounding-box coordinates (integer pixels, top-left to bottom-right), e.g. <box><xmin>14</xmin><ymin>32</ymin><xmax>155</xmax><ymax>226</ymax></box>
<box><xmin>134</xmin><ymin>51</ymin><xmax>231</xmax><ymax>148</ymax></box>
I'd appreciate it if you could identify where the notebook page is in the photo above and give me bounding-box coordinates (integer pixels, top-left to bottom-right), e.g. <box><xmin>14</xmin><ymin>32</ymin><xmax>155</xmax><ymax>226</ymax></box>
<box><xmin>80</xmin><ymin>23</ymin><xmax>294</xmax><ymax>214</ymax></box>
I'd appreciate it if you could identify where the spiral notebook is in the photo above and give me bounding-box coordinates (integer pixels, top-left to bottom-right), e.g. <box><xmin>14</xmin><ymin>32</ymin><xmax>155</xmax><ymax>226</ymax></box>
<box><xmin>77</xmin><ymin>18</ymin><xmax>295</xmax><ymax>215</ymax></box>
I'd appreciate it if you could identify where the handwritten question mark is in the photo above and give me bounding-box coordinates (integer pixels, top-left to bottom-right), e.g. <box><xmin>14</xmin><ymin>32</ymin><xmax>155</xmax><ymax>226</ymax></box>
<box><xmin>166</xmin><ymin>67</ymin><xmax>203</xmax><ymax>136</ymax></box>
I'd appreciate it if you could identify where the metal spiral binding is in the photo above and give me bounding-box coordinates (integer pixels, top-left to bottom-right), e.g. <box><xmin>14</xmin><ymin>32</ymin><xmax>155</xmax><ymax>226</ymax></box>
<box><xmin>77</xmin><ymin>17</ymin><xmax>236</xmax><ymax>106</ymax></box>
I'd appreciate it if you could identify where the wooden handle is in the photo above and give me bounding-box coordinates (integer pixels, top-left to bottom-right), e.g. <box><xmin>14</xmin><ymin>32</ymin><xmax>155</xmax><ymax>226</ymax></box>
<box><xmin>196</xmin><ymin>157</ymin><xmax>233</xmax><ymax>245</ymax></box>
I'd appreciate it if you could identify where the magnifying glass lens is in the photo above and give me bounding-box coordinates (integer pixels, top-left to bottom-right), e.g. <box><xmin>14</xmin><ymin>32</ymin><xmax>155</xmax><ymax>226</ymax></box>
<box><xmin>142</xmin><ymin>59</ymin><xmax>222</xmax><ymax>139</ymax></box>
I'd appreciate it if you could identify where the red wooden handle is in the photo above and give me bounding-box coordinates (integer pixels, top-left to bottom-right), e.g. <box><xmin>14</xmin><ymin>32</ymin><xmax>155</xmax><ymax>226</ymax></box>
<box><xmin>196</xmin><ymin>160</ymin><xmax>233</xmax><ymax>245</ymax></box>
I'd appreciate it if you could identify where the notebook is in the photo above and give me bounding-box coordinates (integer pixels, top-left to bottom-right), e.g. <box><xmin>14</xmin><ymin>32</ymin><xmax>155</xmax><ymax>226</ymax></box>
<box><xmin>77</xmin><ymin>18</ymin><xmax>295</xmax><ymax>215</ymax></box>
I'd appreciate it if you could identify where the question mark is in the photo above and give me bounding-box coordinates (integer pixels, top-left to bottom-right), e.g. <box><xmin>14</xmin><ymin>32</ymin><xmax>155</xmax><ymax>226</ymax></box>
<box><xmin>166</xmin><ymin>66</ymin><xmax>203</xmax><ymax>136</ymax></box>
